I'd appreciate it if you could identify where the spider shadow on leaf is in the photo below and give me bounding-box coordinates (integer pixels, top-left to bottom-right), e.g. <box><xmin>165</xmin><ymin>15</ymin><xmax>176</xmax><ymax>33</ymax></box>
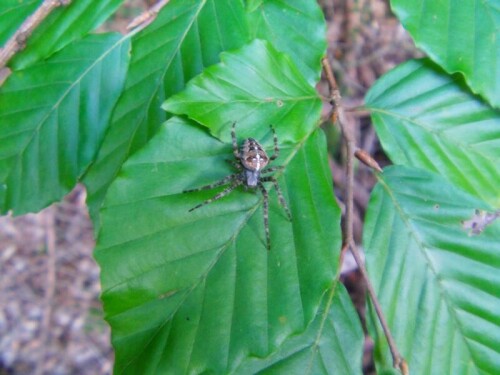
<box><xmin>183</xmin><ymin>122</ymin><xmax>292</xmax><ymax>250</ymax></box>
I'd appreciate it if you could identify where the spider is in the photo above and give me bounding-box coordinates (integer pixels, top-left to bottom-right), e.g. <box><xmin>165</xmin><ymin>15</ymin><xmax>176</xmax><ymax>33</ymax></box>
<box><xmin>184</xmin><ymin>122</ymin><xmax>292</xmax><ymax>250</ymax></box>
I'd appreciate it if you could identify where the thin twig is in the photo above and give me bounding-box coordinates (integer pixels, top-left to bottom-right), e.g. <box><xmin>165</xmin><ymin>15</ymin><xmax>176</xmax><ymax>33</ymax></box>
<box><xmin>36</xmin><ymin>206</ymin><xmax>57</xmax><ymax>375</ymax></box>
<box><xmin>322</xmin><ymin>57</ymin><xmax>408</xmax><ymax>374</ymax></box>
<box><xmin>0</xmin><ymin>0</ymin><xmax>71</xmax><ymax>70</ymax></box>
<box><xmin>127</xmin><ymin>0</ymin><xmax>170</xmax><ymax>30</ymax></box>
<box><xmin>354</xmin><ymin>148</ymin><xmax>382</xmax><ymax>173</ymax></box>
<box><xmin>349</xmin><ymin>240</ymin><xmax>407</xmax><ymax>373</ymax></box>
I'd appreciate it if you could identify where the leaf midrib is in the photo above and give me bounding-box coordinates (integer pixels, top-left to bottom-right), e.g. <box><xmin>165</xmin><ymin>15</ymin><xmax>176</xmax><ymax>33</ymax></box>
<box><xmin>168</xmin><ymin>96</ymin><xmax>318</xmax><ymax>104</ymax></box>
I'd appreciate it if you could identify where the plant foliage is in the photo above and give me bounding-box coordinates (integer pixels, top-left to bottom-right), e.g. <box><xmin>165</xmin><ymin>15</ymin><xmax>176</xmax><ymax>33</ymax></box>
<box><xmin>83</xmin><ymin>0</ymin><xmax>252</xmax><ymax>226</ymax></box>
<box><xmin>0</xmin><ymin>33</ymin><xmax>129</xmax><ymax>214</ymax></box>
<box><xmin>363</xmin><ymin>2</ymin><xmax>500</xmax><ymax>373</ymax></box>
<box><xmin>0</xmin><ymin>0</ymin><xmax>39</xmax><ymax>45</ymax></box>
<box><xmin>2</xmin><ymin>0</ymin><xmax>125</xmax><ymax>69</ymax></box>
<box><xmin>0</xmin><ymin>0</ymin><xmax>499</xmax><ymax>374</ymax></box>
<box><xmin>391</xmin><ymin>0</ymin><xmax>500</xmax><ymax>108</ymax></box>
<box><xmin>96</xmin><ymin>115</ymin><xmax>344</xmax><ymax>372</ymax></box>
<box><xmin>163</xmin><ymin>40</ymin><xmax>320</xmax><ymax>143</ymax></box>
<box><xmin>364</xmin><ymin>166</ymin><xmax>500</xmax><ymax>374</ymax></box>
<box><xmin>366</xmin><ymin>59</ymin><xmax>500</xmax><ymax>207</ymax></box>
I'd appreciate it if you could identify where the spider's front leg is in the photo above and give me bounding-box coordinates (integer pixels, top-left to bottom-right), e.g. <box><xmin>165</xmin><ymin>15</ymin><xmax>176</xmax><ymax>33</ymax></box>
<box><xmin>268</xmin><ymin>125</ymin><xmax>279</xmax><ymax>161</ymax></box>
<box><xmin>231</xmin><ymin>122</ymin><xmax>241</xmax><ymax>160</ymax></box>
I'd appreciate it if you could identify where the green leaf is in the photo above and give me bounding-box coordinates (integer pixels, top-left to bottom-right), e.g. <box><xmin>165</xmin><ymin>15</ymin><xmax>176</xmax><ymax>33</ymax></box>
<box><xmin>9</xmin><ymin>0</ymin><xmax>125</xmax><ymax>69</ymax></box>
<box><xmin>245</xmin><ymin>0</ymin><xmax>263</xmax><ymax>13</ymax></box>
<box><xmin>95</xmin><ymin>117</ymin><xmax>342</xmax><ymax>373</ymax></box>
<box><xmin>0</xmin><ymin>33</ymin><xmax>130</xmax><ymax>214</ymax></box>
<box><xmin>163</xmin><ymin>39</ymin><xmax>321</xmax><ymax>144</ymax></box>
<box><xmin>365</xmin><ymin>59</ymin><xmax>500</xmax><ymax>207</ymax></box>
<box><xmin>245</xmin><ymin>0</ymin><xmax>326</xmax><ymax>85</ymax></box>
<box><xmin>391</xmin><ymin>0</ymin><xmax>500</xmax><ymax>108</ymax></box>
<box><xmin>235</xmin><ymin>283</ymin><xmax>363</xmax><ymax>374</ymax></box>
<box><xmin>0</xmin><ymin>0</ymin><xmax>39</xmax><ymax>45</ymax></box>
<box><xmin>83</xmin><ymin>0</ymin><xmax>250</xmax><ymax>227</ymax></box>
<box><xmin>364</xmin><ymin>165</ymin><xmax>500</xmax><ymax>374</ymax></box>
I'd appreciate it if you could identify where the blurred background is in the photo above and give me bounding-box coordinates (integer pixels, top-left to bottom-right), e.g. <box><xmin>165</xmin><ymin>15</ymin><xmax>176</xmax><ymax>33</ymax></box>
<box><xmin>0</xmin><ymin>0</ymin><xmax>420</xmax><ymax>374</ymax></box>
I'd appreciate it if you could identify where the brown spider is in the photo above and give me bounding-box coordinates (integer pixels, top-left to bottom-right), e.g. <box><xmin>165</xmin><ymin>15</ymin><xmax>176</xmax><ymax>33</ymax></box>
<box><xmin>184</xmin><ymin>122</ymin><xmax>292</xmax><ymax>250</ymax></box>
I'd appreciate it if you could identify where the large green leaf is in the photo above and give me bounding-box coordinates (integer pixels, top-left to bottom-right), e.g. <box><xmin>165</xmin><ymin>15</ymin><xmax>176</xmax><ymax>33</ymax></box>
<box><xmin>83</xmin><ymin>0</ymin><xmax>250</xmax><ymax>226</ymax></box>
<box><xmin>0</xmin><ymin>33</ymin><xmax>130</xmax><ymax>214</ymax></box>
<box><xmin>365</xmin><ymin>59</ymin><xmax>500</xmax><ymax>207</ymax></box>
<box><xmin>364</xmin><ymin>166</ymin><xmax>500</xmax><ymax>374</ymax></box>
<box><xmin>95</xmin><ymin>117</ymin><xmax>342</xmax><ymax>373</ymax></box>
<box><xmin>8</xmin><ymin>0</ymin><xmax>124</xmax><ymax>69</ymax></box>
<box><xmin>163</xmin><ymin>39</ymin><xmax>321</xmax><ymax>143</ymax></box>
<box><xmin>235</xmin><ymin>283</ymin><xmax>363</xmax><ymax>374</ymax></box>
<box><xmin>0</xmin><ymin>0</ymin><xmax>39</xmax><ymax>45</ymax></box>
<box><xmin>390</xmin><ymin>0</ymin><xmax>500</xmax><ymax>108</ymax></box>
<box><xmin>245</xmin><ymin>0</ymin><xmax>327</xmax><ymax>85</ymax></box>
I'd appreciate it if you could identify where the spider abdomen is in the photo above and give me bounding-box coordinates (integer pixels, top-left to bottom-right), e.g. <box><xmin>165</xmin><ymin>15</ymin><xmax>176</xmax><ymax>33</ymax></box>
<box><xmin>241</xmin><ymin>138</ymin><xmax>269</xmax><ymax>172</ymax></box>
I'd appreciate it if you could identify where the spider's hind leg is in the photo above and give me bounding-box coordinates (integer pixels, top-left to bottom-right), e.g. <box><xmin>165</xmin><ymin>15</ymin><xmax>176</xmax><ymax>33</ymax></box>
<box><xmin>258</xmin><ymin>183</ymin><xmax>271</xmax><ymax>250</ymax></box>
<box><xmin>260</xmin><ymin>176</ymin><xmax>292</xmax><ymax>220</ymax></box>
<box><xmin>188</xmin><ymin>180</ymin><xmax>243</xmax><ymax>212</ymax></box>
<box><xmin>261</xmin><ymin>166</ymin><xmax>284</xmax><ymax>174</ymax></box>
<box><xmin>183</xmin><ymin>173</ymin><xmax>240</xmax><ymax>193</ymax></box>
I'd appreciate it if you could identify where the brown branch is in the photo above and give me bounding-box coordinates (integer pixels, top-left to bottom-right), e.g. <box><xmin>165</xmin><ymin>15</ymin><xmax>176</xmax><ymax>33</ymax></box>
<box><xmin>0</xmin><ymin>0</ymin><xmax>71</xmax><ymax>70</ymax></box>
<box><xmin>127</xmin><ymin>0</ymin><xmax>171</xmax><ymax>31</ymax></box>
<box><xmin>322</xmin><ymin>56</ymin><xmax>355</xmax><ymax>243</ymax></box>
<box><xmin>322</xmin><ymin>56</ymin><xmax>408</xmax><ymax>375</ymax></box>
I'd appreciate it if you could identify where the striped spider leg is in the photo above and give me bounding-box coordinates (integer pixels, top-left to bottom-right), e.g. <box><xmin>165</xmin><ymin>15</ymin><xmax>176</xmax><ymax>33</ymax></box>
<box><xmin>184</xmin><ymin>173</ymin><xmax>244</xmax><ymax>212</ymax></box>
<box><xmin>259</xmin><ymin>175</ymin><xmax>292</xmax><ymax>220</ymax></box>
<box><xmin>184</xmin><ymin>122</ymin><xmax>291</xmax><ymax>250</ymax></box>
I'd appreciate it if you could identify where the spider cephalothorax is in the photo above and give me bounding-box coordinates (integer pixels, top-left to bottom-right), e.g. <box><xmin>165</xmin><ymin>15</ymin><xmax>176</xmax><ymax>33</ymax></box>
<box><xmin>184</xmin><ymin>122</ymin><xmax>291</xmax><ymax>250</ymax></box>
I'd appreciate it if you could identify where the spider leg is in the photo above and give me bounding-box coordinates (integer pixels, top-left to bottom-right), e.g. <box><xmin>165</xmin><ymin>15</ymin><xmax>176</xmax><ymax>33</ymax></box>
<box><xmin>188</xmin><ymin>180</ymin><xmax>243</xmax><ymax>212</ymax></box>
<box><xmin>260</xmin><ymin>176</ymin><xmax>292</xmax><ymax>220</ymax></box>
<box><xmin>261</xmin><ymin>166</ymin><xmax>284</xmax><ymax>174</ymax></box>
<box><xmin>225</xmin><ymin>159</ymin><xmax>242</xmax><ymax>170</ymax></box>
<box><xmin>258</xmin><ymin>183</ymin><xmax>271</xmax><ymax>250</ymax></box>
<box><xmin>268</xmin><ymin>125</ymin><xmax>279</xmax><ymax>161</ymax></box>
<box><xmin>183</xmin><ymin>173</ymin><xmax>239</xmax><ymax>193</ymax></box>
<box><xmin>231</xmin><ymin>122</ymin><xmax>241</xmax><ymax>159</ymax></box>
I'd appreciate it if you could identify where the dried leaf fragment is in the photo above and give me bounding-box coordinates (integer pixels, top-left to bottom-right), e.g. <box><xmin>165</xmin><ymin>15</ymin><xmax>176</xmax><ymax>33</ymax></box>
<box><xmin>462</xmin><ymin>209</ymin><xmax>500</xmax><ymax>235</ymax></box>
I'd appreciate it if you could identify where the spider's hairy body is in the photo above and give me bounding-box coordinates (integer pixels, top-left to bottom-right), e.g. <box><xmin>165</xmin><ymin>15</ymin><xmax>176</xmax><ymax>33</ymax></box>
<box><xmin>184</xmin><ymin>122</ymin><xmax>291</xmax><ymax>250</ymax></box>
<box><xmin>241</xmin><ymin>138</ymin><xmax>269</xmax><ymax>187</ymax></box>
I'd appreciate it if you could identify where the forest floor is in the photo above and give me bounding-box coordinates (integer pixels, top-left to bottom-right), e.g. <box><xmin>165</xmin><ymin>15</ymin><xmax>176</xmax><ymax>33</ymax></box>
<box><xmin>0</xmin><ymin>1</ymin><xmax>420</xmax><ymax>374</ymax></box>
